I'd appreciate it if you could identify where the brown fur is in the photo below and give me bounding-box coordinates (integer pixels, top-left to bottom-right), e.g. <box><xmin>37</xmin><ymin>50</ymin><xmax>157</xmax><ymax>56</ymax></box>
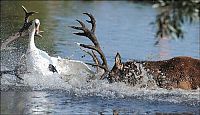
<box><xmin>109</xmin><ymin>54</ymin><xmax>200</xmax><ymax>90</ymax></box>
<box><xmin>143</xmin><ymin>56</ymin><xmax>200</xmax><ymax>89</ymax></box>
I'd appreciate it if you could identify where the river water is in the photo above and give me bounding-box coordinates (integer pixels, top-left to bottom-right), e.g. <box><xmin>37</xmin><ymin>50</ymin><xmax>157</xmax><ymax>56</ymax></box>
<box><xmin>1</xmin><ymin>1</ymin><xmax>200</xmax><ymax>115</ymax></box>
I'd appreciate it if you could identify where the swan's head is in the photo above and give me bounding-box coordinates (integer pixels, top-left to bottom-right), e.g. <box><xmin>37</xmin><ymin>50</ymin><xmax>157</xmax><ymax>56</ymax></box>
<box><xmin>29</xmin><ymin>19</ymin><xmax>41</xmax><ymax>36</ymax></box>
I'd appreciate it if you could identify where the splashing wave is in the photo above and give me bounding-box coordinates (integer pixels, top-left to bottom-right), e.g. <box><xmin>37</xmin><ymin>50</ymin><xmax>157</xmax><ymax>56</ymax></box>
<box><xmin>1</xmin><ymin>66</ymin><xmax>199</xmax><ymax>107</ymax></box>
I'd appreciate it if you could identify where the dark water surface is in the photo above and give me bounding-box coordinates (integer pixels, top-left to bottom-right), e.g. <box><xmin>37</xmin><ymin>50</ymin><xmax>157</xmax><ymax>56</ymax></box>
<box><xmin>1</xmin><ymin>1</ymin><xmax>199</xmax><ymax>115</ymax></box>
<box><xmin>1</xmin><ymin>91</ymin><xmax>199</xmax><ymax>114</ymax></box>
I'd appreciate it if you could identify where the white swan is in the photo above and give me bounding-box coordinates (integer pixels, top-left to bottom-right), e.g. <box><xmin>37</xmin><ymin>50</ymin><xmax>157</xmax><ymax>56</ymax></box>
<box><xmin>26</xmin><ymin>19</ymin><xmax>93</xmax><ymax>78</ymax></box>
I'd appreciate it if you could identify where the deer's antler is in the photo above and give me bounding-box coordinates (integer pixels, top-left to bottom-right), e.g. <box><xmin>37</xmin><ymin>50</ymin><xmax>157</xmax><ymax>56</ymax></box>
<box><xmin>79</xmin><ymin>47</ymin><xmax>100</xmax><ymax>72</ymax></box>
<box><xmin>1</xmin><ymin>6</ymin><xmax>41</xmax><ymax>49</ymax></box>
<box><xmin>69</xmin><ymin>13</ymin><xmax>109</xmax><ymax>79</ymax></box>
<box><xmin>19</xmin><ymin>5</ymin><xmax>38</xmax><ymax>35</ymax></box>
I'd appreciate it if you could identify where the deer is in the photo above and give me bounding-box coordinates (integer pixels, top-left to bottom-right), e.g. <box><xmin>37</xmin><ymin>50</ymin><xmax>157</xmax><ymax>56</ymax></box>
<box><xmin>69</xmin><ymin>13</ymin><xmax>200</xmax><ymax>90</ymax></box>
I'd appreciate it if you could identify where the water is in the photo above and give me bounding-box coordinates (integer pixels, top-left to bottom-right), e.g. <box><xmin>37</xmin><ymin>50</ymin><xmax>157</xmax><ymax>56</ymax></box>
<box><xmin>1</xmin><ymin>1</ymin><xmax>200</xmax><ymax>115</ymax></box>
<box><xmin>1</xmin><ymin>91</ymin><xmax>199</xmax><ymax>114</ymax></box>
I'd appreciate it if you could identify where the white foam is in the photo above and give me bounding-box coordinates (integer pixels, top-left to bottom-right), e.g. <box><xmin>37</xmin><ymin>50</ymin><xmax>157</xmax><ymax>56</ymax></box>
<box><xmin>1</xmin><ymin>59</ymin><xmax>200</xmax><ymax>106</ymax></box>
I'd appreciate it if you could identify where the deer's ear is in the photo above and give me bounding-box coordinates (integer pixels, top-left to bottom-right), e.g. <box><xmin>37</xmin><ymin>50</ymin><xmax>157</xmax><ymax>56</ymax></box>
<box><xmin>115</xmin><ymin>52</ymin><xmax>122</xmax><ymax>69</ymax></box>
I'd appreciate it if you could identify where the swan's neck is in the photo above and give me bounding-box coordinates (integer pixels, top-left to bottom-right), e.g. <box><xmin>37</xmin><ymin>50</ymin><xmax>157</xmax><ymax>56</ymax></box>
<box><xmin>28</xmin><ymin>29</ymin><xmax>37</xmax><ymax>50</ymax></box>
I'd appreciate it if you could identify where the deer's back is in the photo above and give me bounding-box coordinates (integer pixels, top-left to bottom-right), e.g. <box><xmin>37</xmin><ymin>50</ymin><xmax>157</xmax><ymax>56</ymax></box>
<box><xmin>143</xmin><ymin>56</ymin><xmax>200</xmax><ymax>89</ymax></box>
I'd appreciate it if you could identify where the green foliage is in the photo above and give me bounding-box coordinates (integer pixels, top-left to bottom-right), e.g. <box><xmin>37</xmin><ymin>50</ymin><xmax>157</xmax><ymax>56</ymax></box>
<box><xmin>152</xmin><ymin>0</ymin><xmax>200</xmax><ymax>44</ymax></box>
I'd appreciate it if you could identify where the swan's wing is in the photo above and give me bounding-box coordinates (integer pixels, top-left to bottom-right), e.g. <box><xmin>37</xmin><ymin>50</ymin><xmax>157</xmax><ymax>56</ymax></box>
<box><xmin>51</xmin><ymin>57</ymin><xmax>94</xmax><ymax>75</ymax></box>
<box><xmin>38</xmin><ymin>49</ymin><xmax>51</xmax><ymax>61</ymax></box>
<box><xmin>67</xmin><ymin>59</ymin><xmax>94</xmax><ymax>73</ymax></box>
<box><xmin>36</xmin><ymin>49</ymin><xmax>92</xmax><ymax>74</ymax></box>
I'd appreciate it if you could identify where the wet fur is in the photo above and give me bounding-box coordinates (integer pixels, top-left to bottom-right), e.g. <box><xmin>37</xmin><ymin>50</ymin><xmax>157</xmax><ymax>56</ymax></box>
<box><xmin>109</xmin><ymin>54</ymin><xmax>200</xmax><ymax>90</ymax></box>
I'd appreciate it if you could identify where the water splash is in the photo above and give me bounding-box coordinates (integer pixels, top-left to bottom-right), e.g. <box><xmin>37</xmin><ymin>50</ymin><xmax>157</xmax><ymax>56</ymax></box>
<box><xmin>1</xmin><ymin>67</ymin><xmax>200</xmax><ymax>107</ymax></box>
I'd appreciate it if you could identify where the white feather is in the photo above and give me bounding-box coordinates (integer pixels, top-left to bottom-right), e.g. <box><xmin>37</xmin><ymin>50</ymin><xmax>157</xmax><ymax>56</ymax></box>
<box><xmin>26</xmin><ymin>19</ymin><xmax>93</xmax><ymax>79</ymax></box>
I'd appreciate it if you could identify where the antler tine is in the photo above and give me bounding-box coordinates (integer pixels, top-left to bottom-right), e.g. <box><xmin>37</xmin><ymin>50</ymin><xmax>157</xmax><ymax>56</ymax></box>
<box><xmin>73</xmin><ymin>32</ymin><xmax>86</xmax><ymax>36</ymax></box>
<box><xmin>85</xmin><ymin>63</ymin><xmax>108</xmax><ymax>72</ymax></box>
<box><xmin>68</xmin><ymin>19</ymin><xmax>88</xmax><ymax>36</ymax></box>
<box><xmin>91</xmin><ymin>50</ymin><xmax>101</xmax><ymax>67</ymax></box>
<box><xmin>79</xmin><ymin>44</ymin><xmax>98</xmax><ymax>52</ymax></box>
<box><xmin>79</xmin><ymin>47</ymin><xmax>100</xmax><ymax>72</ymax></box>
<box><xmin>76</xmin><ymin>19</ymin><xmax>86</xmax><ymax>28</ymax></box>
<box><xmin>22</xmin><ymin>5</ymin><xmax>28</xmax><ymax>14</ymax></box>
<box><xmin>77</xmin><ymin>42</ymin><xmax>107</xmax><ymax>68</ymax></box>
<box><xmin>78</xmin><ymin>42</ymin><xmax>109</xmax><ymax>72</ymax></box>
<box><xmin>1</xmin><ymin>6</ymin><xmax>40</xmax><ymax>49</ymax></box>
<box><xmin>85</xmin><ymin>62</ymin><xmax>108</xmax><ymax>80</ymax></box>
<box><xmin>88</xmin><ymin>50</ymin><xmax>101</xmax><ymax>72</ymax></box>
<box><xmin>68</xmin><ymin>25</ymin><xmax>85</xmax><ymax>36</ymax></box>
<box><xmin>19</xmin><ymin>6</ymin><xmax>38</xmax><ymax>35</ymax></box>
<box><xmin>83</xmin><ymin>12</ymin><xmax>96</xmax><ymax>33</ymax></box>
<box><xmin>69</xmin><ymin>26</ymin><xmax>84</xmax><ymax>30</ymax></box>
<box><xmin>22</xmin><ymin>5</ymin><xmax>38</xmax><ymax>23</ymax></box>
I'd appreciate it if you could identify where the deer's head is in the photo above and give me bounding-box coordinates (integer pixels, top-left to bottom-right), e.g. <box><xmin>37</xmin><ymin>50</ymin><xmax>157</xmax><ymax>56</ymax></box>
<box><xmin>108</xmin><ymin>53</ymin><xmax>124</xmax><ymax>82</ymax></box>
<box><xmin>69</xmin><ymin>13</ymin><xmax>140</xmax><ymax>84</ymax></box>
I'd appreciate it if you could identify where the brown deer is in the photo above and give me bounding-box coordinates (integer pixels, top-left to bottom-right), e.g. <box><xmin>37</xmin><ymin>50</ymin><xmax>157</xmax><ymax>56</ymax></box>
<box><xmin>69</xmin><ymin>13</ymin><xmax>200</xmax><ymax>90</ymax></box>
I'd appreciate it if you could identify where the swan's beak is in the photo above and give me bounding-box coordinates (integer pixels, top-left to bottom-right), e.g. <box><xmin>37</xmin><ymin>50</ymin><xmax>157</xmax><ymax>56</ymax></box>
<box><xmin>35</xmin><ymin>24</ymin><xmax>43</xmax><ymax>38</ymax></box>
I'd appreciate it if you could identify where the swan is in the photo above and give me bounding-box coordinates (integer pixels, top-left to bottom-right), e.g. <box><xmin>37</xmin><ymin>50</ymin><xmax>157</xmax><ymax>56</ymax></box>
<box><xmin>25</xmin><ymin>19</ymin><xmax>93</xmax><ymax>78</ymax></box>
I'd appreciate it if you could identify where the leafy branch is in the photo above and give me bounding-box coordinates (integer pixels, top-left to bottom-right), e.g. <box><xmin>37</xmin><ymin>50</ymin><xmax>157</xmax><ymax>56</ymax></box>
<box><xmin>152</xmin><ymin>0</ymin><xmax>199</xmax><ymax>45</ymax></box>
